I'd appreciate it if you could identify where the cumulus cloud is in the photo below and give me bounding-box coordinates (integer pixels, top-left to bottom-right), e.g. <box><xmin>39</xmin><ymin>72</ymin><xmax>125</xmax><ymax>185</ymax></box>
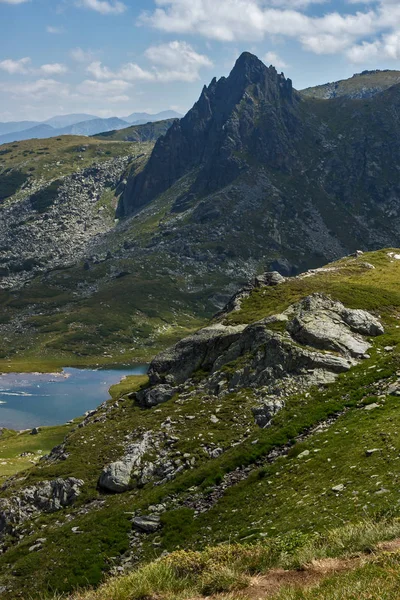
<box><xmin>0</xmin><ymin>58</ymin><xmax>68</xmax><ymax>77</ymax></box>
<box><xmin>86</xmin><ymin>41</ymin><xmax>212</xmax><ymax>83</ymax></box>
<box><xmin>144</xmin><ymin>40</ymin><xmax>213</xmax><ymax>81</ymax></box>
<box><xmin>263</xmin><ymin>51</ymin><xmax>288</xmax><ymax>69</ymax></box>
<box><xmin>69</xmin><ymin>47</ymin><xmax>97</xmax><ymax>63</ymax></box>
<box><xmin>39</xmin><ymin>63</ymin><xmax>68</xmax><ymax>75</ymax></box>
<box><xmin>77</xmin><ymin>0</ymin><xmax>126</xmax><ymax>14</ymax></box>
<box><xmin>0</xmin><ymin>78</ymin><xmax>70</xmax><ymax>100</ymax></box>
<box><xmin>0</xmin><ymin>57</ymin><xmax>31</xmax><ymax>74</ymax></box>
<box><xmin>347</xmin><ymin>31</ymin><xmax>400</xmax><ymax>62</ymax></box>
<box><xmin>139</xmin><ymin>0</ymin><xmax>400</xmax><ymax>59</ymax></box>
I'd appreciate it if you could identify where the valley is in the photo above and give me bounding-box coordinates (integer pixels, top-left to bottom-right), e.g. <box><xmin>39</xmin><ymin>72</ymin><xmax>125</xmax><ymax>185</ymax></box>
<box><xmin>2</xmin><ymin>52</ymin><xmax>400</xmax><ymax>599</ymax></box>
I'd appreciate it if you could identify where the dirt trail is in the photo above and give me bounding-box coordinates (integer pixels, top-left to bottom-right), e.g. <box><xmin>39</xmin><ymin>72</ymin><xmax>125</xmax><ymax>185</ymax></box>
<box><xmin>190</xmin><ymin>538</ymin><xmax>400</xmax><ymax>600</ymax></box>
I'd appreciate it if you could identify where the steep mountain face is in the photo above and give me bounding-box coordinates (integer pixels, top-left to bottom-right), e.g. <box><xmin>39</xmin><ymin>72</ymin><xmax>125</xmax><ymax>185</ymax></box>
<box><xmin>120</xmin><ymin>53</ymin><xmax>400</xmax><ymax>274</ymax></box>
<box><xmin>121</xmin><ymin>53</ymin><xmax>299</xmax><ymax>214</ymax></box>
<box><xmin>301</xmin><ymin>69</ymin><xmax>400</xmax><ymax>99</ymax></box>
<box><xmin>4</xmin><ymin>53</ymin><xmax>400</xmax><ymax>368</ymax></box>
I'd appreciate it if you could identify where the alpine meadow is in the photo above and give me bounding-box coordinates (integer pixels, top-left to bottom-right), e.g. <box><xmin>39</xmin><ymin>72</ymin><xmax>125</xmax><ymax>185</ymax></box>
<box><xmin>2</xmin><ymin>0</ymin><xmax>400</xmax><ymax>597</ymax></box>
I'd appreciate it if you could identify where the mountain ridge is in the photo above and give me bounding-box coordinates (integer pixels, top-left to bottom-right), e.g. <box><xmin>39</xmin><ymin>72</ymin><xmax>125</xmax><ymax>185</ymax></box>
<box><xmin>0</xmin><ymin>111</ymin><xmax>183</xmax><ymax>145</ymax></box>
<box><xmin>4</xmin><ymin>52</ymin><xmax>400</xmax><ymax>369</ymax></box>
<box><xmin>301</xmin><ymin>68</ymin><xmax>400</xmax><ymax>99</ymax></box>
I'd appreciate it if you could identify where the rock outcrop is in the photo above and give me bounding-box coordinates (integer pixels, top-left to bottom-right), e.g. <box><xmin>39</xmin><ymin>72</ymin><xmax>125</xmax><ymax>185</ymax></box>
<box><xmin>120</xmin><ymin>52</ymin><xmax>299</xmax><ymax>216</ymax></box>
<box><xmin>0</xmin><ymin>156</ymin><xmax>131</xmax><ymax>289</ymax></box>
<box><xmin>138</xmin><ymin>293</ymin><xmax>384</xmax><ymax>417</ymax></box>
<box><xmin>0</xmin><ymin>478</ymin><xmax>84</xmax><ymax>537</ymax></box>
<box><xmin>99</xmin><ymin>432</ymin><xmax>153</xmax><ymax>492</ymax></box>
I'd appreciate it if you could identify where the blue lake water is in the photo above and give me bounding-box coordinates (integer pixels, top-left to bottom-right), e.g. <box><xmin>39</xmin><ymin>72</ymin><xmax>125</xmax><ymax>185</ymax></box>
<box><xmin>0</xmin><ymin>366</ymin><xmax>148</xmax><ymax>430</ymax></box>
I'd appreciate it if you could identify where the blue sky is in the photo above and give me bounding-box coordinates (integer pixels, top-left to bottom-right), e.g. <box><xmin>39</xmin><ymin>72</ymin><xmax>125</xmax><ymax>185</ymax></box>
<box><xmin>1</xmin><ymin>0</ymin><xmax>400</xmax><ymax>122</ymax></box>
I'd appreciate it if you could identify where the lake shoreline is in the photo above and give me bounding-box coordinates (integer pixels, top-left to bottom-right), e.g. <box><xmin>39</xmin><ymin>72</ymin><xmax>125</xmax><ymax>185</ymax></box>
<box><xmin>0</xmin><ymin>366</ymin><xmax>148</xmax><ymax>430</ymax></box>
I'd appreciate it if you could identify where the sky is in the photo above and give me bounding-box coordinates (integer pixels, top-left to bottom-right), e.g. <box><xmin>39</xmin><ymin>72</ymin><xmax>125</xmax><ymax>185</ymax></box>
<box><xmin>1</xmin><ymin>0</ymin><xmax>400</xmax><ymax>122</ymax></box>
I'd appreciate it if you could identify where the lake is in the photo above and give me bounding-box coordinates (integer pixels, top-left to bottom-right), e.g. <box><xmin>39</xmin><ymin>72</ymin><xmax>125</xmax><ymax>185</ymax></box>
<box><xmin>0</xmin><ymin>366</ymin><xmax>148</xmax><ymax>430</ymax></box>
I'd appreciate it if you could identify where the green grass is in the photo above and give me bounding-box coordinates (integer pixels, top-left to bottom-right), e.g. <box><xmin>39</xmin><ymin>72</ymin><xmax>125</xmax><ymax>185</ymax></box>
<box><xmin>93</xmin><ymin>119</ymin><xmax>176</xmax><ymax>142</ymax></box>
<box><xmin>0</xmin><ymin>136</ymin><xmax>154</xmax><ymax>205</ymax></box>
<box><xmin>1</xmin><ymin>250</ymin><xmax>400</xmax><ymax>598</ymax></box>
<box><xmin>62</xmin><ymin>520</ymin><xmax>400</xmax><ymax>600</ymax></box>
<box><xmin>0</xmin><ymin>425</ymin><xmax>72</xmax><ymax>481</ymax></box>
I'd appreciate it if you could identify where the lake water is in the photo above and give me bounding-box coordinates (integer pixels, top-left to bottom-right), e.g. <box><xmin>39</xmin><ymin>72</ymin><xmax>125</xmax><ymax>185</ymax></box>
<box><xmin>0</xmin><ymin>366</ymin><xmax>148</xmax><ymax>430</ymax></box>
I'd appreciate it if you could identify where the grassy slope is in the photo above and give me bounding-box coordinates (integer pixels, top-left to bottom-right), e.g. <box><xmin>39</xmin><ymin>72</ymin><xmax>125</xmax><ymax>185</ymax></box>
<box><xmin>0</xmin><ymin>425</ymin><xmax>73</xmax><ymax>482</ymax></box>
<box><xmin>93</xmin><ymin>119</ymin><xmax>176</xmax><ymax>142</ymax></box>
<box><xmin>1</xmin><ymin>250</ymin><xmax>400</xmax><ymax>598</ymax></box>
<box><xmin>0</xmin><ymin>136</ymin><xmax>154</xmax><ymax>204</ymax></box>
<box><xmin>68</xmin><ymin>525</ymin><xmax>400</xmax><ymax>600</ymax></box>
<box><xmin>301</xmin><ymin>70</ymin><xmax>400</xmax><ymax>98</ymax></box>
<box><xmin>0</xmin><ymin>175</ymin><xmax>214</xmax><ymax>371</ymax></box>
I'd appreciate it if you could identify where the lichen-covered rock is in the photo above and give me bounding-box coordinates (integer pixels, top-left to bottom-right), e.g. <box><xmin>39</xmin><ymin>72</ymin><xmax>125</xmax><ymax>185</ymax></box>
<box><xmin>132</xmin><ymin>515</ymin><xmax>161</xmax><ymax>533</ymax></box>
<box><xmin>148</xmin><ymin>323</ymin><xmax>246</xmax><ymax>386</ymax></box>
<box><xmin>287</xmin><ymin>294</ymin><xmax>382</xmax><ymax>357</ymax></box>
<box><xmin>136</xmin><ymin>384</ymin><xmax>177</xmax><ymax>409</ymax></box>
<box><xmin>98</xmin><ymin>432</ymin><xmax>153</xmax><ymax>493</ymax></box>
<box><xmin>0</xmin><ymin>477</ymin><xmax>84</xmax><ymax>537</ymax></box>
<box><xmin>98</xmin><ymin>460</ymin><xmax>134</xmax><ymax>493</ymax></box>
<box><xmin>142</xmin><ymin>293</ymin><xmax>384</xmax><ymax>409</ymax></box>
<box><xmin>252</xmin><ymin>398</ymin><xmax>285</xmax><ymax>428</ymax></box>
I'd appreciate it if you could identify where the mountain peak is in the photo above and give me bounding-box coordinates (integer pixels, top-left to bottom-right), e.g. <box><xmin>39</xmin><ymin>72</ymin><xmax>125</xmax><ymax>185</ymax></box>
<box><xmin>120</xmin><ymin>52</ymin><xmax>299</xmax><ymax>216</ymax></box>
<box><xmin>230</xmin><ymin>51</ymin><xmax>273</xmax><ymax>84</ymax></box>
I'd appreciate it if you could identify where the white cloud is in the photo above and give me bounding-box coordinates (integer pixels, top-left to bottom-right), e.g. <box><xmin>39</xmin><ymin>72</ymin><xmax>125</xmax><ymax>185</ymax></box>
<box><xmin>0</xmin><ymin>79</ymin><xmax>70</xmax><ymax>100</ymax></box>
<box><xmin>263</xmin><ymin>51</ymin><xmax>288</xmax><ymax>69</ymax></box>
<box><xmin>77</xmin><ymin>78</ymin><xmax>132</xmax><ymax>96</ymax></box>
<box><xmin>0</xmin><ymin>57</ymin><xmax>30</xmax><ymax>74</ymax></box>
<box><xmin>139</xmin><ymin>0</ymin><xmax>400</xmax><ymax>59</ymax></box>
<box><xmin>0</xmin><ymin>59</ymin><xmax>68</xmax><ymax>77</ymax></box>
<box><xmin>347</xmin><ymin>31</ymin><xmax>400</xmax><ymax>62</ymax></box>
<box><xmin>70</xmin><ymin>47</ymin><xmax>97</xmax><ymax>63</ymax></box>
<box><xmin>86</xmin><ymin>60</ymin><xmax>155</xmax><ymax>81</ymax></box>
<box><xmin>86</xmin><ymin>41</ymin><xmax>212</xmax><ymax>84</ymax></box>
<box><xmin>77</xmin><ymin>0</ymin><xmax>126</xmax><ymax>14</ymax></box>
<box><xmin>0</xmin><ymin>0</ymin><xmax>29</xmax><ymax>3</ymax></box>
<box><xmin>39</xmin><ymin>63</ymin><xmax>68</xmax><ymax>75</ymax></box>
<box><xmin>46</xmin><ymin>26</ymin><xmax>64</xmax><ymax>34</ymax></box>
<box><xmin>144</xmin><ymin>40</ymin><xmax>213</xmax><ymax>81</ymax></box>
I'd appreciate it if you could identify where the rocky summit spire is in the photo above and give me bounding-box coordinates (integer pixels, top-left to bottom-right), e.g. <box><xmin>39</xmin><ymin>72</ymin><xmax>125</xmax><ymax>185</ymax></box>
<box><xmin>120</xmin><ymin>52</ymin><xmax>299</xmax><ymax>217</ymax></box>
<box><xmin>230</xmin><ymin>51</ymin><xmax>270</xmax><ymax>82</ymax></box>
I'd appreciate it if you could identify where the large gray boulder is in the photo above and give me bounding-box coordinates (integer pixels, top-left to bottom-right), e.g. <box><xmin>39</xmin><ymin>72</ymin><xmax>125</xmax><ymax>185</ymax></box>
<box><xmin>136</xmin><ymin>384</ymin><xmax>177</xmax><ymax>409</ymax></box>
<box><xmin>98</xmin><ymin>460</ymin><xmax>133</xmax><ymax>493</ymax></box>
<box><xmin>98</xmin><ymin>432</ymin><xmax>153</xmax><ymax>493</ymax></box>
<box><xmin>287</xmin><ymin>294</ymin><xmax>382</xmax><ymax>357</ymax></box>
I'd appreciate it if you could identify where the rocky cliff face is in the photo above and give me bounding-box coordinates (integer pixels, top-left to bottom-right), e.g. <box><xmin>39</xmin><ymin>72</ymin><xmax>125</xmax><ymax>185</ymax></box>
<box><xmin>120</xmin><ymin>53</ymin><xmax>400</xmax><ymax>276</ymax></box>
<box><xmin>120</xmin><ymin>53</ymin><xmax>300</xmax><ymax>216</ymax></box>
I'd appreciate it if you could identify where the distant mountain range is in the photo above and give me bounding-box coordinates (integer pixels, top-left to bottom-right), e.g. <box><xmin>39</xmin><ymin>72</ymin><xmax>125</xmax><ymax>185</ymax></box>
<box><xmin>0</xmin><ymin>110</ymin><xmax>182</xmax><ymax>145</ymax></box>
